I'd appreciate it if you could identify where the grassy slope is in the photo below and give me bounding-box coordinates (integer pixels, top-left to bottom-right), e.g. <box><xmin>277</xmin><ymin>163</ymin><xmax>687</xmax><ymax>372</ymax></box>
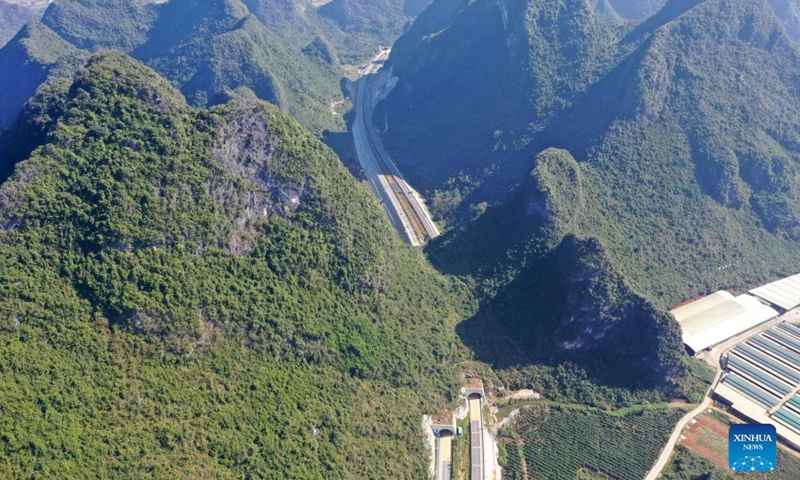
<box><xmin>0</xmin><ymin>52</ymin><xmax>468</xmax><ymax>479</ymax></box>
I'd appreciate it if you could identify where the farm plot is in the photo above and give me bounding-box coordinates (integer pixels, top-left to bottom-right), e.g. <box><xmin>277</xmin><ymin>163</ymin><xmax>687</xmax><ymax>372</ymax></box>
<box><xmin>663</xmin><ymin>445</ymin><xmax>800</xmax><ymax>480</ymax></box>
<box><xmin>663</xmin><ymin>410</ymin><xmax>800</xmax><ymax>480</ymax></box>
<box><xmin>680</xmin><ymin>413</ymin><xmax>728</xmax><ymax>469</ymax></box>
<box><xmin>503</xmin><ymin>405</ymin><xmax>686</xmax><ymax>480</ymax></box>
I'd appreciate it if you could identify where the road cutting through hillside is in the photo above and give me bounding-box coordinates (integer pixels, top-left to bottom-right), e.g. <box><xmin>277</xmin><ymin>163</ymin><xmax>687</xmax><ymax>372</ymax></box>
<box><xmin>352</xmin><ymin>49</ymin><xmax>440</xmax><ymax>246</ymax></box>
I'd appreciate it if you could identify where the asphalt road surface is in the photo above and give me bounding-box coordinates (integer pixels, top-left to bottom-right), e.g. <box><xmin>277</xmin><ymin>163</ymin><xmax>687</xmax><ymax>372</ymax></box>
<box><xmin>470</xmin><ymin>398</ymin><xmax>484</xmax><ymax>480</ymax></box>
<box><xmin>437</xmin><ymin>434</ymin><xmax>453</xmax><ymax>480</ymax></box>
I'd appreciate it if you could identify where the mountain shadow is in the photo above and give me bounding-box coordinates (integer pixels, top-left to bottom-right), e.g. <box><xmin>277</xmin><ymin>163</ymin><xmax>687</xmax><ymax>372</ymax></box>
<box><xmin>455</xmin><ymin>235</ymin><xmax>690</xmax><ymax>395</ymax></box>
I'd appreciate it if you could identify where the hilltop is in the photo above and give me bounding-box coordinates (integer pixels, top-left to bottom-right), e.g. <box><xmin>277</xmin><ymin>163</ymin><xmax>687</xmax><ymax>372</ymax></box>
<box><xmin>0</xmin><ymin>20</ymin><xmax>86</xmax><ymax>136</ymax></box>
<box><xmin>0</xmin><ymin>0</ymin><xmax>42</xmax><ymax>47</ymax></box>
<box><xmin>0</xmin><ymin>0</ymin><xmax>447</xmax><ymax>137</ymax></box>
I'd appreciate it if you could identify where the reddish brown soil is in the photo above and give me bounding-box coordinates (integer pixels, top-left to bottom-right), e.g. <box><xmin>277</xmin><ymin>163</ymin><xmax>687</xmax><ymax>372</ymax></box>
<box><xmin>682</xmin><ymin>415</ymin><xmax>731</xmax><ymax>471</ymax></box>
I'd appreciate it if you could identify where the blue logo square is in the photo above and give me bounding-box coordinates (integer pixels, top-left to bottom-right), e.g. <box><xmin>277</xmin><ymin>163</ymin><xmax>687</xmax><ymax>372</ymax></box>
<box><xmin>729</xmin><ymin>423</ymin><xmax>777</xmax><ymax>472</ymax></box>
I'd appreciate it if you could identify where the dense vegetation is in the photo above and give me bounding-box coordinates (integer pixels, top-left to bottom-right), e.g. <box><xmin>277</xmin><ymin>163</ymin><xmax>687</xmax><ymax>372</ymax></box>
<box><xmin>239</xmin><ymin>0</ymin><xmax>429</xmax><ymax>64</ymax></box>
<box><xmin>0</xmin><ymin>20</ymin><xmax>86</xmax><ymax>133</ymax></box>
<box><xmin>0</xmin><ymin>0</ymin><xmax>347</xmax><ymax>137</ymax></box>
<box><xmin>370</xmin><ymin>0</ymin><xmax>800</xmax><ymax>401</ymax></box>
<box><xmin>498</xmin><ymin>405</ymin><xmax>687</xmax><ymax>480</ymax></box>
<box><xmin>606</xmin><ymin>0</ymin><xmax>800</xmax><ymax>37</ymax></box>
<box><xmin>427</xmin><ymin>148</ymin><xmax>709</xmax><ymax>403</ymax></box>
<box><xmin>131</xmin><ymin>0</ymin><xmax>345</xmax><ymax>133</ymax></box>
<box><xmin>385</xmin><ymin>0</ymin><xmax>800</xmax><ymax>304</ymax></box>
<box><xmin>0</xmin><ymin>52</ymin><xmax>469</xmax><ymax>478</ymax></box>
<box><xmin>0</xmin><ymin>0</ymin><xmax>42</xmax><ymax>47</ymax></box>
<box><xmin>315</xmin><ymin>0</ymin><xmax>425</xmax><ymax>62</ymax></box>
<box><xmin>5</xmin><ymin>1</ymin><xmax>800</xmax><ymax>478</ymax></box>
<box><xmin>40</xmin><ymin>0</ymin><xmax>159</xmax><ymax>50</ymax></box>
<box><xmin>0</xmin><ymin>0</ymin><xmax>439</xmax><ymax>137</ymax></box>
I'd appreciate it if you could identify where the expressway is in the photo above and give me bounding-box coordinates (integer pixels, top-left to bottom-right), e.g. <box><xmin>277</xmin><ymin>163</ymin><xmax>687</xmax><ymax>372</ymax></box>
<box><xmin>437</xmin><ymin>433</ymin><xmax>453</xmax><ymax>480</ymax></box>
<box><xmin>470</xmin><ymin>397</ymin><xmax>484</xmax><ymax>480</ymax></box>
<box><xmin>352</xmin><ymin>49</ymin><xmax>440</xmax><ymax>246</ymax></box>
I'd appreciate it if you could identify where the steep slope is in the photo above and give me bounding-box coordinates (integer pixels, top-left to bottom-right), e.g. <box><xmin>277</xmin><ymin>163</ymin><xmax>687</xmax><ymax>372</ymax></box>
<box><xmin>608</xmin><ymin>0</ymin><xmax>667</xmax><ymax>19</ymax></box>
<box><xmin>133</xmin><ymin>0</ymin><xmax>343</xmax><ymax>133</ymax></box>
<box><xmin>593</xmin><ymin>0</ymin><xmax>624</xmax><ymax>23</ymax></box>
<box><xmin>769</xmin><ymin>0</ymin><xmax>800</xmax><ymax>41</ymax></box>
<box><xmin>376</xmin><ymin>0</ymin><xmax>800</xmax><ymax>399</ymax></box>
<box><xmin>240</xmin><ymin>0</ymin><xmax>321</xmax><ymax>48</ymax></box>
<box><xmin>0</xmin><ymin>52</ymin><xmax>465</xmax><ymax>479</ymax></box>
<box><xmin>381</xmin><ymin>0</ymin><xmax>623</xmax><ymax>206</ymax></box>
<box><xmin>0</xmin><ymin>20</ymin><xmax>85</xmax><ymax>132</ymax></box>
<box><xmin>605</xmin><ymin>0</ymin><xmax>800</xmax><ymax>36</ymax></box>
<box><xmin>10</xmin><ymin>0</ymin><xmax>429</xmax><ymax>64</ymax></box>
<box><xmin>0</xmin><ymin>0</ymin><xmax>41</xmax><ymax>47</ymax></box>
<box><xmin>435</xmin><ymin>149</ymin><xmax>697</xmax><ymax>400</ymax></box>
<box><xmin>389</xmin><ymin>0</ymin><xmax>800</xmax><ymax>301</ymax></box>
<box><xmin>40</xmin><ymin>0</ymin><xmax>159</xmax><ymax>51</ymax></box>
<box><xmin>571</xmin><ymin>0</ymin><xmax>800</xmax><ymax>301</ymax></box>
<box><xmin>0</xmin><ymin>0</ymin><xmax>345</xmax><ymax>135</ymax></box>
<box><xmin>316</xmin><ymin>0</ymin><xmax>421</xmax><ymax>60</ymax></box>
<box><xmin>241</xmin><ymin>0</ymin><xmax>430</xmax><ymax>63</ymax></box>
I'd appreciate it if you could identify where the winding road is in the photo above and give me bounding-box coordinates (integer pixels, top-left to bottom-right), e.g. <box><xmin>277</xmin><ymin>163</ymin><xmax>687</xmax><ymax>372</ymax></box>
<box><xmin>642</xmin><ymin>368</ymin><xmax>723</xmax><ymax>480</ymax></box>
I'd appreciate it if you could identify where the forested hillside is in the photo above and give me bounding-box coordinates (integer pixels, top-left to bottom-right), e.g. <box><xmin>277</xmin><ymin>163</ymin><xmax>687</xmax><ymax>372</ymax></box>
<box><xmin>132</xmin><ymin>0</ymin><xmax>344</xmax><ymax>132</ymax></box>
<box><xmin>386</xmin><ymin>0</ymin><xmax>800</xmax><ymax>304</ymax></box>
<box><xmin>376</xmin><ymin>0</ymin><xmax>800</xmax><ymax>398</ymax></box>
<box><xmin>5</xmin><ymin>0</ymin><xmax>798</xmax><ymax>476</ymax></box>
<box><xmin>0</xmin><ymin>20</ymin><xmax>86</xmax><ymax>134</ymax></box>
<box><xmin>0</xmin><ymin>0</ymin><xmax>346</xmax><ymax>137</ymax></box>
<box><xmin>0</xmin><ymin>52</ymin><xmax>467</xmax><ymax>478</ymax></box>
<box><xmin>39</xmin><ymin>0</ymin><xmax>159</xmax><ymax>50</ymax></box>
<box><xmin>0</xmin><ymin>0</ymin><xmax>43</xmax><ymax>47</ymax></box>
<box><xmin>0</xmin><ymin>0</ymin><xmax>440</xmax><ymax>140</ymax></box>
<box><xmin>76</xmin><ymin>0</ymin><xmax>342</xmax><ymax>133</ymax></box>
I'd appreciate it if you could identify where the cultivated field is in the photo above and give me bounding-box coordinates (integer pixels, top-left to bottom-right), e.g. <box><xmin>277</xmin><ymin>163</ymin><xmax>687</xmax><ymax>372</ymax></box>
<box><xmin>680</xmin><ymin>412</ymin><xmax>729</xmax><ymax>469</ymax></box>
<box><xmin>663</xmin><ymin>409</ymin><xmax>800</xmax><ymax>479</ymax></box>
<box><xmin>499</xmin><ymin>405</ymin><xmax>686</xmax><ymax>480</ymax></box>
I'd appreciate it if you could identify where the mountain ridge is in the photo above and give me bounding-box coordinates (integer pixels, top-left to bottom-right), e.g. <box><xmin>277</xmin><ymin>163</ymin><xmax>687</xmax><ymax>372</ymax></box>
<box><xmin>0</xmin><ymin>0</ymin><xmax>347</xmax><ymax>137</ymax></box>
<box><xmin>377</xmin><ymin>0</ymin><xmax>800</xmax><ymax>399</ymax></box>
<box><xmin>0</xmin><ymin>51</ymin><xmax>467</xmax><ymax>478</ymax></box>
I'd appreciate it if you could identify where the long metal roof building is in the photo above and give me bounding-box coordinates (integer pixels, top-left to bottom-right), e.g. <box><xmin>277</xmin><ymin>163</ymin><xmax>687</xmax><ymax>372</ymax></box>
<box><xmin>670</xmin><ymin>291</ymin><xmax>779</xmax><ymax>353</ymax></box>
<box><xmin>713</xmin><ymin>323</ymin><xmax>800</xmax><ymax>450</ymax></box>
<box><xmin>750</xmin><ymin>274</ymin><xmax>800</xmax><ymax>310</ymax></box>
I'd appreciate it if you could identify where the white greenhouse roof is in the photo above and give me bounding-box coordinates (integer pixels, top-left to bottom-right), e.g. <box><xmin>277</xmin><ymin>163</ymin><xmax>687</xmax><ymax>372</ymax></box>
<box><xmin>670</xmin><ymin>292</ymin><xmax>779</xmax><ymax>353</ymax></box>
<box><xmin>750</xmin><ymin>274</ymin><xmax>800</xmax><ymax>311</ymax></box>
<box><xmin>671</xmin><ymin>291</ymin><xmax>735</xmax><ymax>324</ymax></box>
